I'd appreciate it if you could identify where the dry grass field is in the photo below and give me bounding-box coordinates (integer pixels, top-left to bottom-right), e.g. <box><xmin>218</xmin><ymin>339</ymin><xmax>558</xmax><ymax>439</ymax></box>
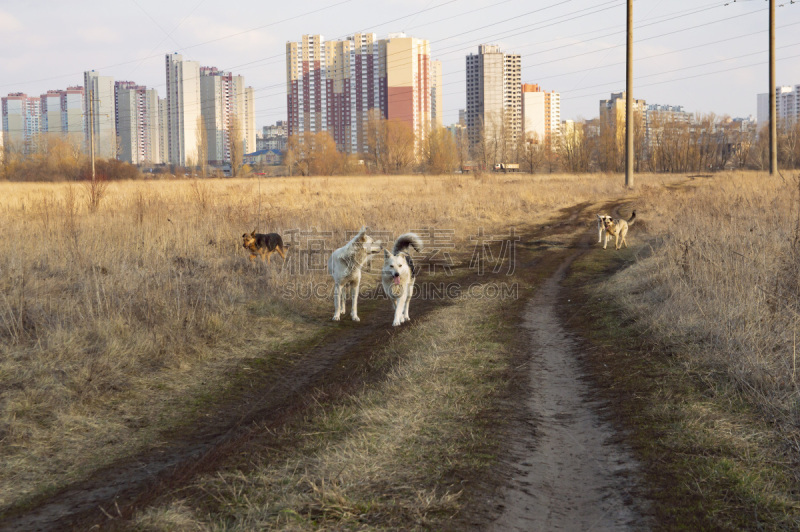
<box><xmin>4</xmin><ymin>170</ymin><xmax>800</xmax><ymax>529</ymax></box>
<box><xmin>0</xmin><ymin>172</ymin><xmax>662</xmax><ymax>510</ymax></box>
<box><xmin>606</xmin><ymin>172</ymin><xmax>800</xmax><ymax>433</ymax></box>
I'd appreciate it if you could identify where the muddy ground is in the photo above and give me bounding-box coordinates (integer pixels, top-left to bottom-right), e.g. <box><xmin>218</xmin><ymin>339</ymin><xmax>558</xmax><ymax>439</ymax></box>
<box><xmin>0</xmin><ymin>202</ymin><xmax>654</xmax><ymax>531</ymax></box>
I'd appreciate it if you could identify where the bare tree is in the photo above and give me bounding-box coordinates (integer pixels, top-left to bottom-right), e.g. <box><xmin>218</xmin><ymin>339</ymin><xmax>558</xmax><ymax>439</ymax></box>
<box><xmin>196</xmin><ymin>116</ymin><xmax>208</xmax><ymax>178</ymax></box>
<box><xmin>559</xmin><ymin>121</ymin><xmax>590</xmax><ymax>173</ymax></box>
<box><xmin>519</xmin><ymin>132</ymin><xmax>546</xmax><ymax>173</ymax></box>
<box><xmin>420</xmin><ymin>126</ymin><xmax>458</xmax><ymax>174</ymax></box>
<box><xmin>228</xmin><ymin>114</ymin><xmax>244</xmax><ymax>177</ymax></box>
<box><xmin>366</xmin><ymin>111</ymin><xmax>416</xmax><ymax>174</ymax></box>
<box><xmin>779</xmin><ymin>119</ymin><xmax>799</xmax><ymax>169</ymax></box>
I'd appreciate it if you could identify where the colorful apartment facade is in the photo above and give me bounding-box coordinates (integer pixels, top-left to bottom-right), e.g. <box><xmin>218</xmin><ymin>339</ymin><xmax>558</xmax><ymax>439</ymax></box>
<box><xmin>286</xmin><ymin>32</ymin><xmax>433</xmax><ymax>154</ymax></box>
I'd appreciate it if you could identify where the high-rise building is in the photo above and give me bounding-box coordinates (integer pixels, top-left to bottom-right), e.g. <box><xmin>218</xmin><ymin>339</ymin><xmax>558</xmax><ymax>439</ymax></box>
<box><xmin>40</xmin><ymin>87</ymin><xmax>84</xmax><ymax>146</ymax></box>
<box><xmin>84</xmin><ymin>70</ymin><xmax>117</xmax><ymax>159</ymax></box>
<box><xmin>287</xmin><ymin>34</ymin><xmax>368</xmax><ymax>152</ymax></box>
<box><xmin>431</xmin><ymin>59</ymin><xmax>443</xmax><ymax>129</ymax></box>
<box><xmin>384</xmin><ymin>33</ymin><xmax>431</xmax><ymax>144</ymax></box>
<box><xmin>286</xmin><ymin>32</ymin><xmax>432</xmax><ymax>154</ymax></box>
<box><xmin>521</xmin><ymin>84</ymin><xmax>560</xmax><ymax>151</ymax></box>
<box><xmin>4</xmin><ymin>88</ymin><xmax>83</xmax><ymax>154</ymax></box>
<box><xmin>243</xmin><ymin>86</ymin><xmax>255</xmax><ymax>155</ymax></box>
<box><xmin>348</xmin><ymin>33</ymin><xmax>382</xmax><ymax>153</ymax></box>
<box><xmin>60</xmin><ymin>86</ymin><xmax>85</xmax><ymax>141</ymax></box>
<box><xmin>41</xmin><ymin>90</ymin><xmax>64</xmax><ymax>135</ymax></box>
<box><xmin>1</xmin><ymin>93</ymin><xmax>41</xmax><ymax>153</ymax></box>
<box><xmin>158</xmin><ymin>97</ymin><xmax>168</xmax><ymax>164</ymax></box>
<box><xmin>465</xmin><ymin>44</ymin><xmax>521</xmax><ymax>154</ymax></box>
<box><xmin>199</xmin><ymin>67</ymin><xmax>255</xmax><ymax>165</ymax></box>
<box><xmin>599</xmin><ymin>91</ymin><xmax>646</xmax><ymax>129</ymax></box>
<box><xmin>757</xmin><ymin>85</ymin><xmax>800</xmax><ymax>126</ymax></box>
<box><xmin>3</xmin><ymin>93</ymin><xmax>41</xmax><ymax>153</ymax></box>
<box><xmin>115</xmin><ymin>82</ymin><xmax>161</xmax><ymax>164</ymax></box>
<box><xmin>165</xmin><ymin>53</ymin><xmax>201</xmax><ymax>166</ymax></box>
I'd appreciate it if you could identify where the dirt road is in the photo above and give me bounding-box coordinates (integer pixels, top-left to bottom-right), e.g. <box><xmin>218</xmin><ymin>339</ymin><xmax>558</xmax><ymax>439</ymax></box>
<box><xmin>489</xmin><ymin>222</ymin><xmax>649</xmax><ymax>530</ymax></box>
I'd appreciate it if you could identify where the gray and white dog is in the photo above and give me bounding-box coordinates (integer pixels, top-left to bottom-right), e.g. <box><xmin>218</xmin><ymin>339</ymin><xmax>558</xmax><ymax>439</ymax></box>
<box><xmin>329</xmin><ymin>226</ymin><xmax>382</xmax><ymax>322</ymax></box>
<box><xmin>381</xmin><ymin>233</ymin><xmax>423</xmax><ymax>327</ymax></box>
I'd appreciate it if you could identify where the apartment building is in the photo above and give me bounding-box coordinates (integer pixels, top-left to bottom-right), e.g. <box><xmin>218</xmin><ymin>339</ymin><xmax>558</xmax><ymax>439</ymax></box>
<box><xmin>198</xmin><ymin>67</ymin><xmax>255</xmax><ymax>165</ymax></box>
<box><xmin>431</xmin><ymin>59</ymin><xmax>443</xmax><ymax>129</ymax></box>
<box><xmin>257</xmin><ymin>121</ymin><xmax>288</xmax><ymax>152</ymax></box>
<box><xmin>521</xmin><ymin>83</ymin><xmax>560</xmax><ymax>150</ymax></box>
<box><xmin>115</xmin><ymin>82</ymin><xmax>161</xmax><ymax>164</ymax></box>
<box><xmin>757</xmin><ymin>85</ymin><xmax>800</xmax><ymax>126</ymax></box>
<box><xmin>158</xmin><ymin>97</ymin><xmax>168</xmax><ymax>165</ymax></box>
<box><xmin>40</xmin><ymin>90</ymin><xmax>63</xmax><ymax>135</ymax></box>
<box><xmin>465</xmin><ymin>44</ymin><xmax>521</xmax><ymax>153</ymax></box>
<box><xmin>286</xmin><ymin>32</ymin><xmax>432</xmax><ymax>154</ymax></box>
<box><xmin>599</xmin><ymin>91</ymin><xmax>647</xmax><ymax>128</ymax></box>
<box><xmin>84</xmin><ymin>70</ymin><xmax>117</xmax><ymax>159</ymax></box>
<box><xmin>1</xmin><ymin>93</ymin><xmax>41</xmax><ymax>153</ymax></box>
<box><xmin>165</xmin><ymin>53</ymin><xmax>201</xmax><ymax>166</ymax></box>
<box><xmin>60</xmin><ymin>86</ymin><xmax>85</xmax><ymax>140</ymax></box>
<box><xmin>384</xmin><ymin>33</ymin><xmax>431</xmax><ymax>144</ymax></box>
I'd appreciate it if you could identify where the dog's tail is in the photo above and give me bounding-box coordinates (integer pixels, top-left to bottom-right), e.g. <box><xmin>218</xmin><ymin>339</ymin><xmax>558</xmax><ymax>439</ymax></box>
<box><xmin>628</xmin><ymin>210</ymin><xmax>637</xmax><ymax>225</ymax></box>
<box><xmin>393</xmin><ymin>232</ymin><xmax>423</xmax><ymax>255</ymax></box>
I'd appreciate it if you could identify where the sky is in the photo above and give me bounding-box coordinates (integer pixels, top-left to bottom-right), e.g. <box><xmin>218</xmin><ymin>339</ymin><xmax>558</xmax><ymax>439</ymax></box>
<box><xmin>2</xmin><ymin>0</ymin><xmax>800</xmax><ymax>131</ymax></box>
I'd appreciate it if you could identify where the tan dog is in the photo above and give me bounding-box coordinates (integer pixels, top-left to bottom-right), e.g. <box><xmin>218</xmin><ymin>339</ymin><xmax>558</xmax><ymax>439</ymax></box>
<box><xmin>242</xmin><ymin>230</ymin><xmax>289</xmax><ymax>264</ymax></box>
<box><xmin>603</xmin><ymin>211</ymin><xmax>636</xmax><ymax>250</ymax></box>
<box><xmin>596</xmin><ymin>214</ymin><xmax>612</xmax><ymax>244</ymax></box>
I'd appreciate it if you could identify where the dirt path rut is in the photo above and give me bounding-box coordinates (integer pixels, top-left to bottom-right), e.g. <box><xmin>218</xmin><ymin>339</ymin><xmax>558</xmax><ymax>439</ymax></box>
<box><xmin>490</xmin><ymin>248</ymin><xmax>649</xmax><ymax>531</ymax></box>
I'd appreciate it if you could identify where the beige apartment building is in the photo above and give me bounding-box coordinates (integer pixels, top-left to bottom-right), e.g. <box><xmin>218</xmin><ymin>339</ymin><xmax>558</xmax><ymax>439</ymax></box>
<box><xmin>521</xmin><ymin>83</ymin><xmax>560</xmax><ymax>151</ymax></box>
<box><xmin>465</xmin><ymin>44</ymin><xmax>521</xmax><ymax>154</ymax></box>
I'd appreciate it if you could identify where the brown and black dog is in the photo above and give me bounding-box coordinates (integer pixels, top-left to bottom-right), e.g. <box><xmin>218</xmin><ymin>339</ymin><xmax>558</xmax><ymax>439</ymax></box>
<box><xmin>242</xmin><ymin>230</ymin><xmax>290</xmax><ymax>264</ymax></box>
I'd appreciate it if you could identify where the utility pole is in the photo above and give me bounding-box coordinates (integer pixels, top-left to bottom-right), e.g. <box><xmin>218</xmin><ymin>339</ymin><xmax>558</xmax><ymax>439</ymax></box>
<box><xmin>769</xmin><ymin>0</ymin><xmax>777</xmax><ymax>175</ymax></box>
<box><xmin>89</xmin><ymin>89</ymin><xmax>96</xmax><ymax>183</ymax></box>
<box><xmin>625</xmin><ymin>0</ymin><xmax>634</xmax><ymax>188</ymax></box>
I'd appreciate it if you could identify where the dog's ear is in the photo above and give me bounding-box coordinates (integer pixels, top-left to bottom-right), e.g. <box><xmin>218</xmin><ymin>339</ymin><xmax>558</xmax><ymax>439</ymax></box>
<box><xmin>251</xmin><ymin>229</ymin><xmax>257</xmax><ymax>236</ymax></box>
<box><xmin>357</xmin><ymin>226</ymin><xmax>368</xmax><ymax>241</ymax></box>
<box><xmin>383</xmin><ymin>248</ymin><xmax>391</xmax><ymax>260</ymax></box>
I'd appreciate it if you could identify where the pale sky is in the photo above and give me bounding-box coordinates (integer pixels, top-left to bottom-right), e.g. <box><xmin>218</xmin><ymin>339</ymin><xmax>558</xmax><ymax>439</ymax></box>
<box><xmin>1</xmin><ymin>0</ymin><xmax>799</xmax><ymax>130</ymax></box>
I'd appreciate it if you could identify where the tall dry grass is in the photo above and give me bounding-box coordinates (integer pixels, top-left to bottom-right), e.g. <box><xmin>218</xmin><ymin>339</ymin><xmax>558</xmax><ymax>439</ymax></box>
<box><xmin>604</xmin><ymin>171</ymin><xmax>800</xmax><ymax>433</ymax></box>
<box><xmin>0</xmin><ymin>172</ymin><xmax>680</xmax><ymax>508</ymax></box>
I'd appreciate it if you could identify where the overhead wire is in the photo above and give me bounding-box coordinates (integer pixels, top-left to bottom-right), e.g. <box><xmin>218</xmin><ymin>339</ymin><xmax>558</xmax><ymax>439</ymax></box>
<box><xmin>4</xmin><ymin>0</ymin><xmax>797</xmax><ymax>133</ymax></box>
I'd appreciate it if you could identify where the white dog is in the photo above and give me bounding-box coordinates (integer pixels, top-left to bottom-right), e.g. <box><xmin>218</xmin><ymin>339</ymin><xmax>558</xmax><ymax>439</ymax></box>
<box><xmin>596</xmin><ymin>214</ymin><xmax>612</xmax><ymax>244</ymax></box>
<box><xmin>381</xmin><ymin>233</ymin><xmax>423</xmax><ymax>327</ymax></box>
<box><xmin>328</xmin><ymin>226</ymin><xmax>382</xmax><ymax>322</ymax></box>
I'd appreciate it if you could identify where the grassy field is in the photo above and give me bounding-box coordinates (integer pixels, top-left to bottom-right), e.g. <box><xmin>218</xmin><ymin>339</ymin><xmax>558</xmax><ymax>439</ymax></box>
<box><xmin>3</xmin><ymin>170</ymin><xmax>800</xmax><ymax>530</ymax></box>
<box><xmin>0</xmin><ymin>172</ymin><xmax>655</xmax><ymax>511</ymax></box>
